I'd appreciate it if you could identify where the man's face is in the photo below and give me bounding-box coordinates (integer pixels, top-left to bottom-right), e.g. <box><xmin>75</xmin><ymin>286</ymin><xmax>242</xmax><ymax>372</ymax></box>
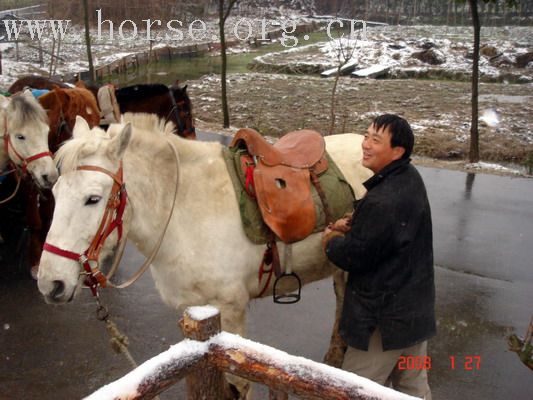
<box><xmin>362</xmin><ymin>123</ymin><xmax>405</xmax><ymax>173</ymax></box>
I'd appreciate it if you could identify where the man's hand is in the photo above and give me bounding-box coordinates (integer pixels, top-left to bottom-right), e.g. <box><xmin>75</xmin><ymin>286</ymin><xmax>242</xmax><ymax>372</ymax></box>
<box><xmin>322</xmin><ymin>223</ymin><xmax>345</xmax><ymax>252</ymax></box>
<box><xmin>330</xmin><ymin>214</ymin><xmax>352</xmax><ymax>233</ymax></box>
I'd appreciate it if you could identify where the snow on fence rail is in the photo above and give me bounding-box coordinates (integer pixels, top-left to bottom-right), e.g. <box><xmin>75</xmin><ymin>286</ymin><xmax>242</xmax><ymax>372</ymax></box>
<box><xmin>85</xmin><ymin>306</ymin><xmax>418</xmax><ymax>400</ymax></box>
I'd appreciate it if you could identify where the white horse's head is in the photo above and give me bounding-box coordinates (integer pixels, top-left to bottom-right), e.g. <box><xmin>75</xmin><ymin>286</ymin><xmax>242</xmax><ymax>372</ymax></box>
<box><xmin>38</xmin><ymin>116</ymin><xmax>132</xmax><ymax>303</ymax></box>
<box><xmin>0</xmin><ymin>90</ymin><xmax>58</xmax><ymax>188</ymax></box>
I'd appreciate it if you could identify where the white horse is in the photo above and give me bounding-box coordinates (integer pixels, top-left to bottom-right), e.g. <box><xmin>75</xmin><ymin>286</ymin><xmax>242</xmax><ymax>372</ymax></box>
<box><xmin>37</xmin><ymin>114</ymin><xmax>371</xmax><ymax>395</ymax></box>
<box><xmin>0</xmin><ymin>90</ymin><xmax>58</xmax><ymax>188</ymax></box>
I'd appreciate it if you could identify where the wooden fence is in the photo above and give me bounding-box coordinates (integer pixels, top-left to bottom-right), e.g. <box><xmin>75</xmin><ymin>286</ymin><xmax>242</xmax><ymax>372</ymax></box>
<box><xmin>78</xmin><ymin>21</ymin><xmax>319</xmax><ymax>82</ymax></box>
<box><xmin>85</xmin><ymin>306</ymin><xmax>418</xmax><ymax>400</ymax></box>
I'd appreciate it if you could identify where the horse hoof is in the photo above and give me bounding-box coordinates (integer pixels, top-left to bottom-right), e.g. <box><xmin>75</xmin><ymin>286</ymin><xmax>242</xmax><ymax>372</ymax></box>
<box><xmin>31</xmin><ymin>265</ymin><xmax>39</xmax><ymax>280</ymax></box>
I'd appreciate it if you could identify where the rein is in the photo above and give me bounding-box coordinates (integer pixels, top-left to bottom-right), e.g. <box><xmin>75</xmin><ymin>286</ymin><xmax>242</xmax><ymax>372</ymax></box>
<box><xmin>0</xmin><ymin>162</ymin><xmax>21</xmax><ymax>204</ymax></box>
<box><xmin>53</xmin><ymin>90</ymin><xmax>72</xmax><ymax>146</ymax></box>
<box><xmin>165</xmin><ymin>90</ymin><xmax>184</xmax><ymax>133</ymax></box>
<box><xmin>43</xmin><ymin>137</ymin><xmax>181</xmax><ymax>296</ymax></box>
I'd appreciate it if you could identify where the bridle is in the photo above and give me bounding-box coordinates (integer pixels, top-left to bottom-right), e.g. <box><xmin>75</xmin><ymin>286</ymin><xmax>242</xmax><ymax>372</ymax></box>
<box><xmin>42</xmin><ymin>138</ymin><xmax>180</xmax><ymax>297</ymax></box>
<box><xmin>166</xmin><ymin>89</ymin><xmax>195</xmax><ymax>138</ymax></box>
<box><xmin>1</xmin><ymin>115</ymin><xmax>53</xmax><ymax>203</ymax></box>
<box><xmin>43</xmin><ymin>163</ymin><xmax>127</xmax><ymax>296</ymax></box>
<box><xmin>3</xmin><ymin>115</ymin><xmax>53</xmax><ymax>175</ymax></box>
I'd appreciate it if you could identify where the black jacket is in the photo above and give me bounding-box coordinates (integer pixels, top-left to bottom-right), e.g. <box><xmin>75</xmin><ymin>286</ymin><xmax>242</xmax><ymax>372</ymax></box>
<box><xmin>326</xmin><ymin>158</ymin><xmax>436</xmax><ymax>351</ymax></box>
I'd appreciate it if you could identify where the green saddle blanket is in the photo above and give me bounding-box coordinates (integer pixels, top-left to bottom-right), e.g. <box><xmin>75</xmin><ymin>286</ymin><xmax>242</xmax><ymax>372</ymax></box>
<box><xmin>223</xmin><ymin>146</ymin><xmax>355</xmax><ymax>244</ymax></box>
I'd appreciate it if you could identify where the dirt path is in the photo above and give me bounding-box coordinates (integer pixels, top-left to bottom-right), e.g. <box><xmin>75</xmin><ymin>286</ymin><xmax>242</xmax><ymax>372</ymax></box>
<box><xmin>190</xmin><ymin>73</ymin><xmax>532</xmax><ymax>172</ymax></box>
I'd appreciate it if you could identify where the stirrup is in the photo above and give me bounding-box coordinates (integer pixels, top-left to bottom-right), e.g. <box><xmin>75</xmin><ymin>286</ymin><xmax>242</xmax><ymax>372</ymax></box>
<box><xmin>273</xmin><ymin>272</ymin><xmax>301</xmax><ymax>304</ymax></box>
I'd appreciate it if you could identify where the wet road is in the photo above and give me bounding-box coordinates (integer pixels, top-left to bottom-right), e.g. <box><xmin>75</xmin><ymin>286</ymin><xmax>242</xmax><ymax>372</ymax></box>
<box><xmin>1</xmin><ymin>159</ymin><xmax>532</xmax><ymax>399</ymax></box>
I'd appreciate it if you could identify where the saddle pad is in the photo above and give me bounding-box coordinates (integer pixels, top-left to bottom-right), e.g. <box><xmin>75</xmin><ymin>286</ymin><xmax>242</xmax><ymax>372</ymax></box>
<box><xmin>223</xmin><ymin>147</ymin><xmax>355</xmax><ymax>244</ymax></box>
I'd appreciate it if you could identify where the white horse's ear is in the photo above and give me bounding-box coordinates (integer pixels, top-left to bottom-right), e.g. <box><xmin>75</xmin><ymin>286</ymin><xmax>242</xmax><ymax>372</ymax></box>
<box><xmin>73</xmin><ymin>116</ymin><xmax>91</xmax><ymax>138</ymax></box>
<box><xmin>21</xmin><ymin>89</ymin><xmax>34</xmax><ymax>100</ymax></box>
<box><xmin>108</xmin><ymin>123</ymin><xmax>131</xmax><ymax>160</ymax></box>
<box><xmin>0</xmin><ymin>94</ymin><xmax>9</xmax><ymax>110</ymax></box>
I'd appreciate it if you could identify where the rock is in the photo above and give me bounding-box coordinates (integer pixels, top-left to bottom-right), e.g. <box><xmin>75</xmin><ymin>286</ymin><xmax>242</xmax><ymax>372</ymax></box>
<box><xmin>480</xmin><ymin>45</ymin><xmax>499</xmax><ymax>58</ymax></box>
<box><xmin>515</xmin><ymin>51</ymin><xmax>533</xmax><ymax>68</ymax></box>
<box><xmin>418</xmin><ymin>41</ymin><xmax>436</xmax><ymax>50</ymax></box>
<box><xmin>411</xmin><ymin>48</ymin><xmax>446</xmax><ymax>65</ymax></box>
<box><xmin>490</xmin><ymin>54</ymin><xmax>513</xmax><ymax>67</ymax></box>
<box><xmin>388</xmin><ymin>42</ymin><xmax>406</xmax><ymax>50</ymax></box>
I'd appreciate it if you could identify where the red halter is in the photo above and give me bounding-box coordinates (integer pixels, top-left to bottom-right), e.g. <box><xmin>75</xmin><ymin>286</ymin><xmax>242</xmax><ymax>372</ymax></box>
<box><xmin>43</xmin><ymin>163</ymin><xmax>127</xmax><ymax>296</ymax></box>
<box><xmin>3</xmin><ymin>116</ymin><xmax>53</xmax><ymax>174</ymax></box>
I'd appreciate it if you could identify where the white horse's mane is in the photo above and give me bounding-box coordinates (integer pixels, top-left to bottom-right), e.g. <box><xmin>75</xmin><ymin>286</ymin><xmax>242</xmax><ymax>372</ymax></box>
<box><xmin>55</xmin><ymin>113</ymin><xmax>180</xmax><ymax>173</ymax></box>
<box><xmin>121</xmin><ymin>112</ymin><xmax>176</xmax><ymax>136</ymax></box>
<box><xmin>8</xmin><ymin>91</ymin><xmax>48</xmax><ymax>128</ymax></box>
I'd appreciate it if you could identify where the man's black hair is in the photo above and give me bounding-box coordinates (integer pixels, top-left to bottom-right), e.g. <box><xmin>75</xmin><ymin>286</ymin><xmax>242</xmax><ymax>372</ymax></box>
<box><xmin>373</xmin><ymin>114</ymin><xmax>414</xmax><ymax>159</ymax></box>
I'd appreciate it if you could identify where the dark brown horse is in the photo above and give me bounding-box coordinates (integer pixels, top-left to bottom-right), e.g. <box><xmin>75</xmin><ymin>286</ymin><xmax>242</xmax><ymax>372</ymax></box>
<box><xmin>114</xmin><ymin>82</ymin><xmax>196</xmax><ymax>139</ymax></box>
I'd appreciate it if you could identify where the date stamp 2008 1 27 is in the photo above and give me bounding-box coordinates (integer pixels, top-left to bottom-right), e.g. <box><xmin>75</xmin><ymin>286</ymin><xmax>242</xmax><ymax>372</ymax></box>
<box><xmin>397</xmin><ymin>355</ymin><xmax>482</xmax><ymax>371</ymax></box>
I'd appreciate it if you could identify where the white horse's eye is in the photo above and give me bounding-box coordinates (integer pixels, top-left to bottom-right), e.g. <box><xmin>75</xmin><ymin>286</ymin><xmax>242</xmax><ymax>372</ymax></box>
<box><xmin>85</xmin><ymin>195</ymin><xmax>102</xmax><ymax>205</ymax></box>
<box><xmin>15</xmin><ymin>134</ymin><xmax>26</xmax><ymax>140</ymax></box>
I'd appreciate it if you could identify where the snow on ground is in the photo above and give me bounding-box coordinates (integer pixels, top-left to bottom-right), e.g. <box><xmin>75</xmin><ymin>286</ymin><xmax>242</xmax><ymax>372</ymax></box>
<box><xmin>0</xmin><ymin>9</ymin><xmax>313</xmax><ymax>89</ymax></box>
<box><xmin>254</xmin><ymin>24</ymin><xmax>533</xmax><ymax>82</ymax></box>
<box><xmin>465</xmin><ymin>161</ymin><xmax>522</xmax><ymax>175</ymax></box>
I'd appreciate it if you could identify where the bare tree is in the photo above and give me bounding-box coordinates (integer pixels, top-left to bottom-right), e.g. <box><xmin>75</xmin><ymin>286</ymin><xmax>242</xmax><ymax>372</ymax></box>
<box><xmin>218</xmin><ymin>0</ymin><xmax>239</xmax><ymax>128</ymax></box>
<box><xmin>327</xmin><ymin>33</ymin><xmax>357</xmax><ymax>136</ymax></box>
<box><xmin>82</xmin><ymin>0</ymin><xmax>95</xmax><ymax>83</ymax></box>
<box><xmin>459</xmin><ymin>0</ymin><xmax>518</xmax><ymax>163</ymax></box>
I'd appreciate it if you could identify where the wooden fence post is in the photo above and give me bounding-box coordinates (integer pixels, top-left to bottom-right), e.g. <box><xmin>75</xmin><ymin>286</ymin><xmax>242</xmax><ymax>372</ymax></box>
<box><xmin>179</xmin><ymin>307</ymin><xmax>228</xmax><ymax>400</ymax></box>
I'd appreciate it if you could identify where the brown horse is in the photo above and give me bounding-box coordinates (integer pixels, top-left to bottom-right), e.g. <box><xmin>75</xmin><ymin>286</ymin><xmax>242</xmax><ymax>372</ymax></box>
<box><xmin>8</xmin><ymin>75</ymin><xmax>71</xmax><ymax>93</ymax></box>
<box><xmin>38</xmin><ymin>87</ymin><xmax>100</xmax><ymax>152</ymax></box>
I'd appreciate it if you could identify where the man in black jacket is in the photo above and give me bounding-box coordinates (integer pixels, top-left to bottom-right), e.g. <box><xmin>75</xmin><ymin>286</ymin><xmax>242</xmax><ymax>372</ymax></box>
<box><xmin>323</xmin><ymin>114</ymin><xmax>435</xmax><ymax>399</ymax></box>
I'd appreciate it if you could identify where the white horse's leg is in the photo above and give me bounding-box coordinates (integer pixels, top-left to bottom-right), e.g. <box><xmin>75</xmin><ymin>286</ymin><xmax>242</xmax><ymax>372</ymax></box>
<box><xmin>323</xmin><ymin>270</ymin><xmax>348</xmax><ymax>367</ymax></box>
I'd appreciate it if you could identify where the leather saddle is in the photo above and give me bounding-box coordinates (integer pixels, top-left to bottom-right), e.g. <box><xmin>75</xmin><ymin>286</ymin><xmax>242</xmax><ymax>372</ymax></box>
<box><xmin>230</xmin><ymin>128</ymin><xmax>328</xmax><ymax>243</ymax></box>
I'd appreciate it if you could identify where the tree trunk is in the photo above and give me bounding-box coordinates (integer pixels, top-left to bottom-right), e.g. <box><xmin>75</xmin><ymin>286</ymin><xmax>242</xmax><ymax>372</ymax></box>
<box><xmin>219</xmin><ymin>0</ymin><xmax>230</xmax><ymax>128</ymax></box>
<box><xmin>83</xmin><ymin>0</ymin><xmax>95</xmax><ymax>83</ymax></box>
<box><xmin>468</xmin><ymin>0</ymin><xmax>480</xmax><ymax>163</ymax></box>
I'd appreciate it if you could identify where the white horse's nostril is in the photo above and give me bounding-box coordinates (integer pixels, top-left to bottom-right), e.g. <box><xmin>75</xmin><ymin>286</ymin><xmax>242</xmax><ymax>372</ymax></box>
<box><xmin>51</xmin><ymin>280</ymin><xmax>65</xmax><ymax>300</ymax></box>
